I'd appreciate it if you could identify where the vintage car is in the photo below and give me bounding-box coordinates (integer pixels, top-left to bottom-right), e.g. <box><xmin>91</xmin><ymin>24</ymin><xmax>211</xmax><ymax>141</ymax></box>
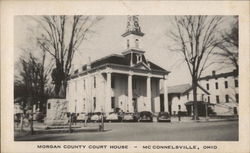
<box><xmin>138</xmin><ymin>111</ymin><xmax>153</xmax><ymax>122</ymax></box>
<box><xmin>77</xmin><ymin>112</ymin><xmax>88</xmax><ymax>122</ymax></box>
<box><xmin>157</xmin><ymin>112</ymin><xmax>171</xmax><ymax>122</ymax></box>
<box><xmin>122</xmin><ymin>112</ymin><xmax>139</xmax><ymax>122</ymax></box>
<box><xmin>106</xmin><ymin>112</ymin><xmax>122</xmax><ymax>122</ymax></box>
<box><xmin>89</xmin><ymin>112</ymin><xmax>105</xmax><ymax>122</ymax></box>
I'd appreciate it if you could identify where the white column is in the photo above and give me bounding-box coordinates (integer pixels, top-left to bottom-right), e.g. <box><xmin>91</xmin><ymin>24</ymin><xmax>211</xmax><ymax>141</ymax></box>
<box><xmin>105</xmin><ymin>72</ymin><xmax>112</xmax><ymax>113</ymax></box>
<box><xmin>128</xmin><ymin>74</ymin><xmax>133</xmax><ymax>112</ymax></box>
<box><xmin>163</xmin><ymin>76</ymin><xmax>169</xmax><ymax>113</ymax></box>
<box><xmin>147</xmin><ymin>76</ymin><xmax>152</xmax><ymax>112</ymax></box>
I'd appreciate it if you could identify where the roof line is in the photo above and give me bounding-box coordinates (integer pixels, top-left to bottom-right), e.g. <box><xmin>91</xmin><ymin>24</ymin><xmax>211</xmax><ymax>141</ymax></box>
<box><xmin>80</xmin><ymin>53</ymin><xmax>124</xmax><ymax>68</ymax></box>
<box><xmin>184</xmin><ymin>84</ymin><xmax>210</xmax><ymax>95</ymax></box>
<box><xmin>70</xmin><ymin>63</ymin><xmax>168</xmax><ymax>80</ymax></box>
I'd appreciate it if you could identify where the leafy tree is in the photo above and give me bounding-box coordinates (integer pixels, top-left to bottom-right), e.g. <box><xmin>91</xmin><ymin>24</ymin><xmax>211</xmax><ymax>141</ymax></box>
<box><xmin>14</xmin><ymin>51</ymin><xmax>51</xmax><ymax>134</ymax></box>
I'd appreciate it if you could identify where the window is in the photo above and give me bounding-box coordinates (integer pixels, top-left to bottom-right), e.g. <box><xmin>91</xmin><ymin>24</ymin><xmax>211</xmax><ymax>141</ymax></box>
<box><xmin>94</xmin><ymin>76</ymin><xmax>96</xmax><ymax>88</ymax></box>
<box><xmin>83</xmin><ymin>98</ymin><xmax>85</xmax><ymax>110</ymax></box>
<box><xmin>111</xmin><ymin>76</ymin><xmax>115</xmax><ymax>88</ymax></box>
<box><xmin>136</xmin><ymin>54</ymin><xmax>142</xmax><ymax>63</ymax></box>
<box><xmin>127</xmin><ymin>39</ymin><xmax>130</xmax><ymax>48</ymax></box>
<box><xmin>93</xmin><ymin>97</ymin><xmax>96</xmax><ymax>110</ymax></box>
<box><xmin>206</xmin><ymin>83</ymin><xmax>209</xmax><ymax>90</ymax></box>
<box><xmin>83</xmin><ymin>80</ymin><xmax>86</xmax><ymax>90</ymax></box>
<box><xmin>178</xmin><ymin>105</ymin><xmax>181</xmax><ymax>110</ymax></box>
<box><xmin>201</xmin><ymin>94</ymin><xmax>204</xmax><ymax>101</ymax></box>
<box><xmin>215</xmin><ymin>82</ymin><xmax>219</xmax><ymax>89</ymax></box>
<box><xmin>48</xmin><ymin>103</ymin><xmax>51</xmax><ymax>109</ymax></box>
<box><xmin>216</xmin><ymin>95</ymin><xmax>220</xmax><ymax>103</ymax></box>
<box><xmin>236</xmin><ymin>94</ymin><xmax>239</xmax><ymax>103</ymax></box>
<box><xmin>235</xmin><ymin>79</ymin><xmax>238</xmax><ymax>87</ymax></box>
<box><xmin>225</xmin><ymin>95</ymin><xmax>229</xmax><ymax>103</ymax></box>
<box><xmin>224</xmin><ymin>81</ymin><xmax>228</xmax><ymax>88</ymax></box>
<box><xmin>111</xmin><ymin>97</ymin><xmax>115</xmax><ymax>109</ymax></box>
<box><xmin>135</xmin><ymin>39</ymin><xmax>139</xmax><ymax>48</ymax></box>
<box><xmin>208</xmin><ymin>96</ymin><xmax>210</xmax><ymax>103</ymax></box>
<box><xmin>187</xmin><ymin>94</ymin><xmax>189</xmax><ymax>100</ymax></box>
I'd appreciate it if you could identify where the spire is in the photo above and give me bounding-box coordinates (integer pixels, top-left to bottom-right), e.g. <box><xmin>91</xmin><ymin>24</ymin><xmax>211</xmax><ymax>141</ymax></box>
<box><xmin>122</xmin><ymin>15</ymin><xmax>144</xmax><ymax>37</ymax></box>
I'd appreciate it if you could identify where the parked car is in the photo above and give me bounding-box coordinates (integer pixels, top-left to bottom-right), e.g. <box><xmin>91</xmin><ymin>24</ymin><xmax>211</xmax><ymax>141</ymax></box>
<box><xmin>138</xmin><ymin>111</ymin><xmax>153</xmax><ymax>122</ymax></box>
<box><xmin>106</xmin><ymin>112</ymin><xmax>122</xmax><ymax>122</ymax></box>
<box><xmin>157</xmin><ymin>112</ymin><xmax>171</xmax><ymax>122</ymax></box>
<box><xmin>89</xmin><ymin>112</ymin><xmax>105</xmax><ymax>122</ymax></box>
<box><xmin>123</xmin><ymin>112</ymin><xmax>139</xmax><ymax>122</ymax></box>
<box><xmin>35</xmin><ymin>112</ymin><xmax>46</xmax><ymax>123</ymax></box>
<box><xmin>77</xmin><ymin>112</ymin><xmax>88</xmax><ymax>122</ymax></box>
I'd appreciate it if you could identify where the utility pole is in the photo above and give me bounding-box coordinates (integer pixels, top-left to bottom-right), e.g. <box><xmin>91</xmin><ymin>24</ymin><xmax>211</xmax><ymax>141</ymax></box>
<box><xmin>205</xmin><ymin>103</ymin><xmax>209</xmax><ymax>121</ymax></box>
<box><xmin>69</xmin><ymin>113</ymin><xmax>73</xmax><ymax>133</ymax></box>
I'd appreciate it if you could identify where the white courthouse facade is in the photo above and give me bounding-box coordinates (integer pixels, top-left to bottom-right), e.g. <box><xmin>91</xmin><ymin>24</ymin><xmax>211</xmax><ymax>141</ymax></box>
<box><xmin>66</xmin><ymin>16</ymin><xmax>170</xmax><ymax>115</ymax></box>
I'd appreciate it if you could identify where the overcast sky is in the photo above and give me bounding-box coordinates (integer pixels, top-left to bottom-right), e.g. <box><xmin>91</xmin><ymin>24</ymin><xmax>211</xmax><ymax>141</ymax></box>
<box><xmin>14</xmin><ymin>15</ymin><xmax>235</xmax><ymax>86</ymax></box>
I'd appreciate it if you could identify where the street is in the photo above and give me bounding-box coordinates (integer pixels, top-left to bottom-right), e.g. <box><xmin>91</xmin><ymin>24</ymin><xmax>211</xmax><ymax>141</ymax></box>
<box><xmin>15</xmin><ymin>121</ymin><xmax>238</xmax><ymax>141</ymax></box>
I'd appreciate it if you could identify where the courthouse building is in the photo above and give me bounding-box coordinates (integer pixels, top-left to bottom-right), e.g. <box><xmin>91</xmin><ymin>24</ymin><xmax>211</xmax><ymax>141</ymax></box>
<box><xmin>66</xmin><ymin>16</ymin><xmax>170</xmax><ymax>114</ymax></box>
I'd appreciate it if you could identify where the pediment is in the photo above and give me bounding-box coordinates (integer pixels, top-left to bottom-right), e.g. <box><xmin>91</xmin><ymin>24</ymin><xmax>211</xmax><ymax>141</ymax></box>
<box><xmin>133</xmin><ymin>62</ymin><xmax>151</xmax><ymax>70</ymax></box>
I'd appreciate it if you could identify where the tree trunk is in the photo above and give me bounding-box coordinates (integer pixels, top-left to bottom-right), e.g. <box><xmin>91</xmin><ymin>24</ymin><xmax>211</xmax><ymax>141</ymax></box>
<box><xmin>30</xmin><ymin>104</ymin><xmax>34</xmax><ymax>135</ymax></box>
<box><xmin>192</xmin><ymin>78</ymin><xmax>199</xmax><ymax>120</ymax></box>
<box><xmin>59</xmin><ymin>80</ymin><xmax>67</xmax><ymax>98</ymax></box>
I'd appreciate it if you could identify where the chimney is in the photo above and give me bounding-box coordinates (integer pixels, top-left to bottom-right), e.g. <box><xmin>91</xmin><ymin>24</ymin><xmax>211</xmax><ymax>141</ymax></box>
<box><xmin>87</xmin><ymin>57</ymin><xmax>91</xmax><ymax>70</ymax></box>
<box><xmin>212</xmin><ymin>70</ymin><xmax>216</xmax><ymax>76</ymax></box>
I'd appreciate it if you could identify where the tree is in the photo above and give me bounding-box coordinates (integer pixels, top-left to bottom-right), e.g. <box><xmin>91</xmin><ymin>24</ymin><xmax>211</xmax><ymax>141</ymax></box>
<box><xmin>215</xmin><ymin>17</ymin><xmax>238</xmax><ymax>73</ymax></box>
<box><xmin>169</xmin><ymin>16</ymin><xmax>223</xmax><ymax>120</ymax></box>
<box><xmin>35</xmin><ymin>15</ymin><xmax>101</xmax><ymax>98</ymax></box>
<box><xmin>14</xmin><ymin>51</ymin><xmax>51</xmax><ymax>134</ymax></box>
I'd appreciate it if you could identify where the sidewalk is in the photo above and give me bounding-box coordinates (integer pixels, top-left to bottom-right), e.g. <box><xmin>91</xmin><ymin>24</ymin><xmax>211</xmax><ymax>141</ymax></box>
<box><xmin>170</xmin><ymin>116</ymin><xmax>238</xmax><ymax>123</ymax></box>
<box><xmin>14</xmin><ymin>122</ymin><xmax>101</xmax><ymax>137</ymax></box>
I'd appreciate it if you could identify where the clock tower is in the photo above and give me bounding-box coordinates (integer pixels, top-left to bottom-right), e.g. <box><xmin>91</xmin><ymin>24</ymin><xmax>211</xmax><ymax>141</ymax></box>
<box><xmin>122</xmin><ymin>15</ymin><xmax>145</xmax><ymax>50</ymax></box>
<box><xmin>121</xmin><ymin>15</ymin><xmax>148</xmax><ymax>67</ymax></box>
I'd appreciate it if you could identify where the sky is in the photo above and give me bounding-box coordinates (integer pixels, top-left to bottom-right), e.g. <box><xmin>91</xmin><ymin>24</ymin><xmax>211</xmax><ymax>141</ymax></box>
<box><xmin>14</xmin><ymin>15</ymin><xmax>236</xmax><ymax>86</ymax></box>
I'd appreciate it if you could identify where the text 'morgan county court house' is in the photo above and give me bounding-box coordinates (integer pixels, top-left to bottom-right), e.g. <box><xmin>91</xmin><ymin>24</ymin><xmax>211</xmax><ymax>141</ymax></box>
<box><xmin>66</xmin><ymin>16</ymin><xmax>170</xmax><ymax>114</ymax></box>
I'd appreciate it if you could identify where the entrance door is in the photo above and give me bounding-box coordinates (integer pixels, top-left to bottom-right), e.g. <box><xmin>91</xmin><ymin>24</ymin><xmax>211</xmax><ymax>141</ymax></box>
<box><xmin>132</xmin><ymin>98</ymin><xmax>137</xmax><ymax>112</ymax></box>
<box><xmin>160</xmin><ymin>94</ymin><xmax>164</xmax><ymax>112</ymax></box>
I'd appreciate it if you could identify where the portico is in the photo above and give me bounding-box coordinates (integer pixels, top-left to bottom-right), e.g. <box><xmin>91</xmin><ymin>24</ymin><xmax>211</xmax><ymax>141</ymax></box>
<box><xmin>102</xmin><ymin>66</ymin><xmax>169</xmax><ymax>113</ymax></box>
